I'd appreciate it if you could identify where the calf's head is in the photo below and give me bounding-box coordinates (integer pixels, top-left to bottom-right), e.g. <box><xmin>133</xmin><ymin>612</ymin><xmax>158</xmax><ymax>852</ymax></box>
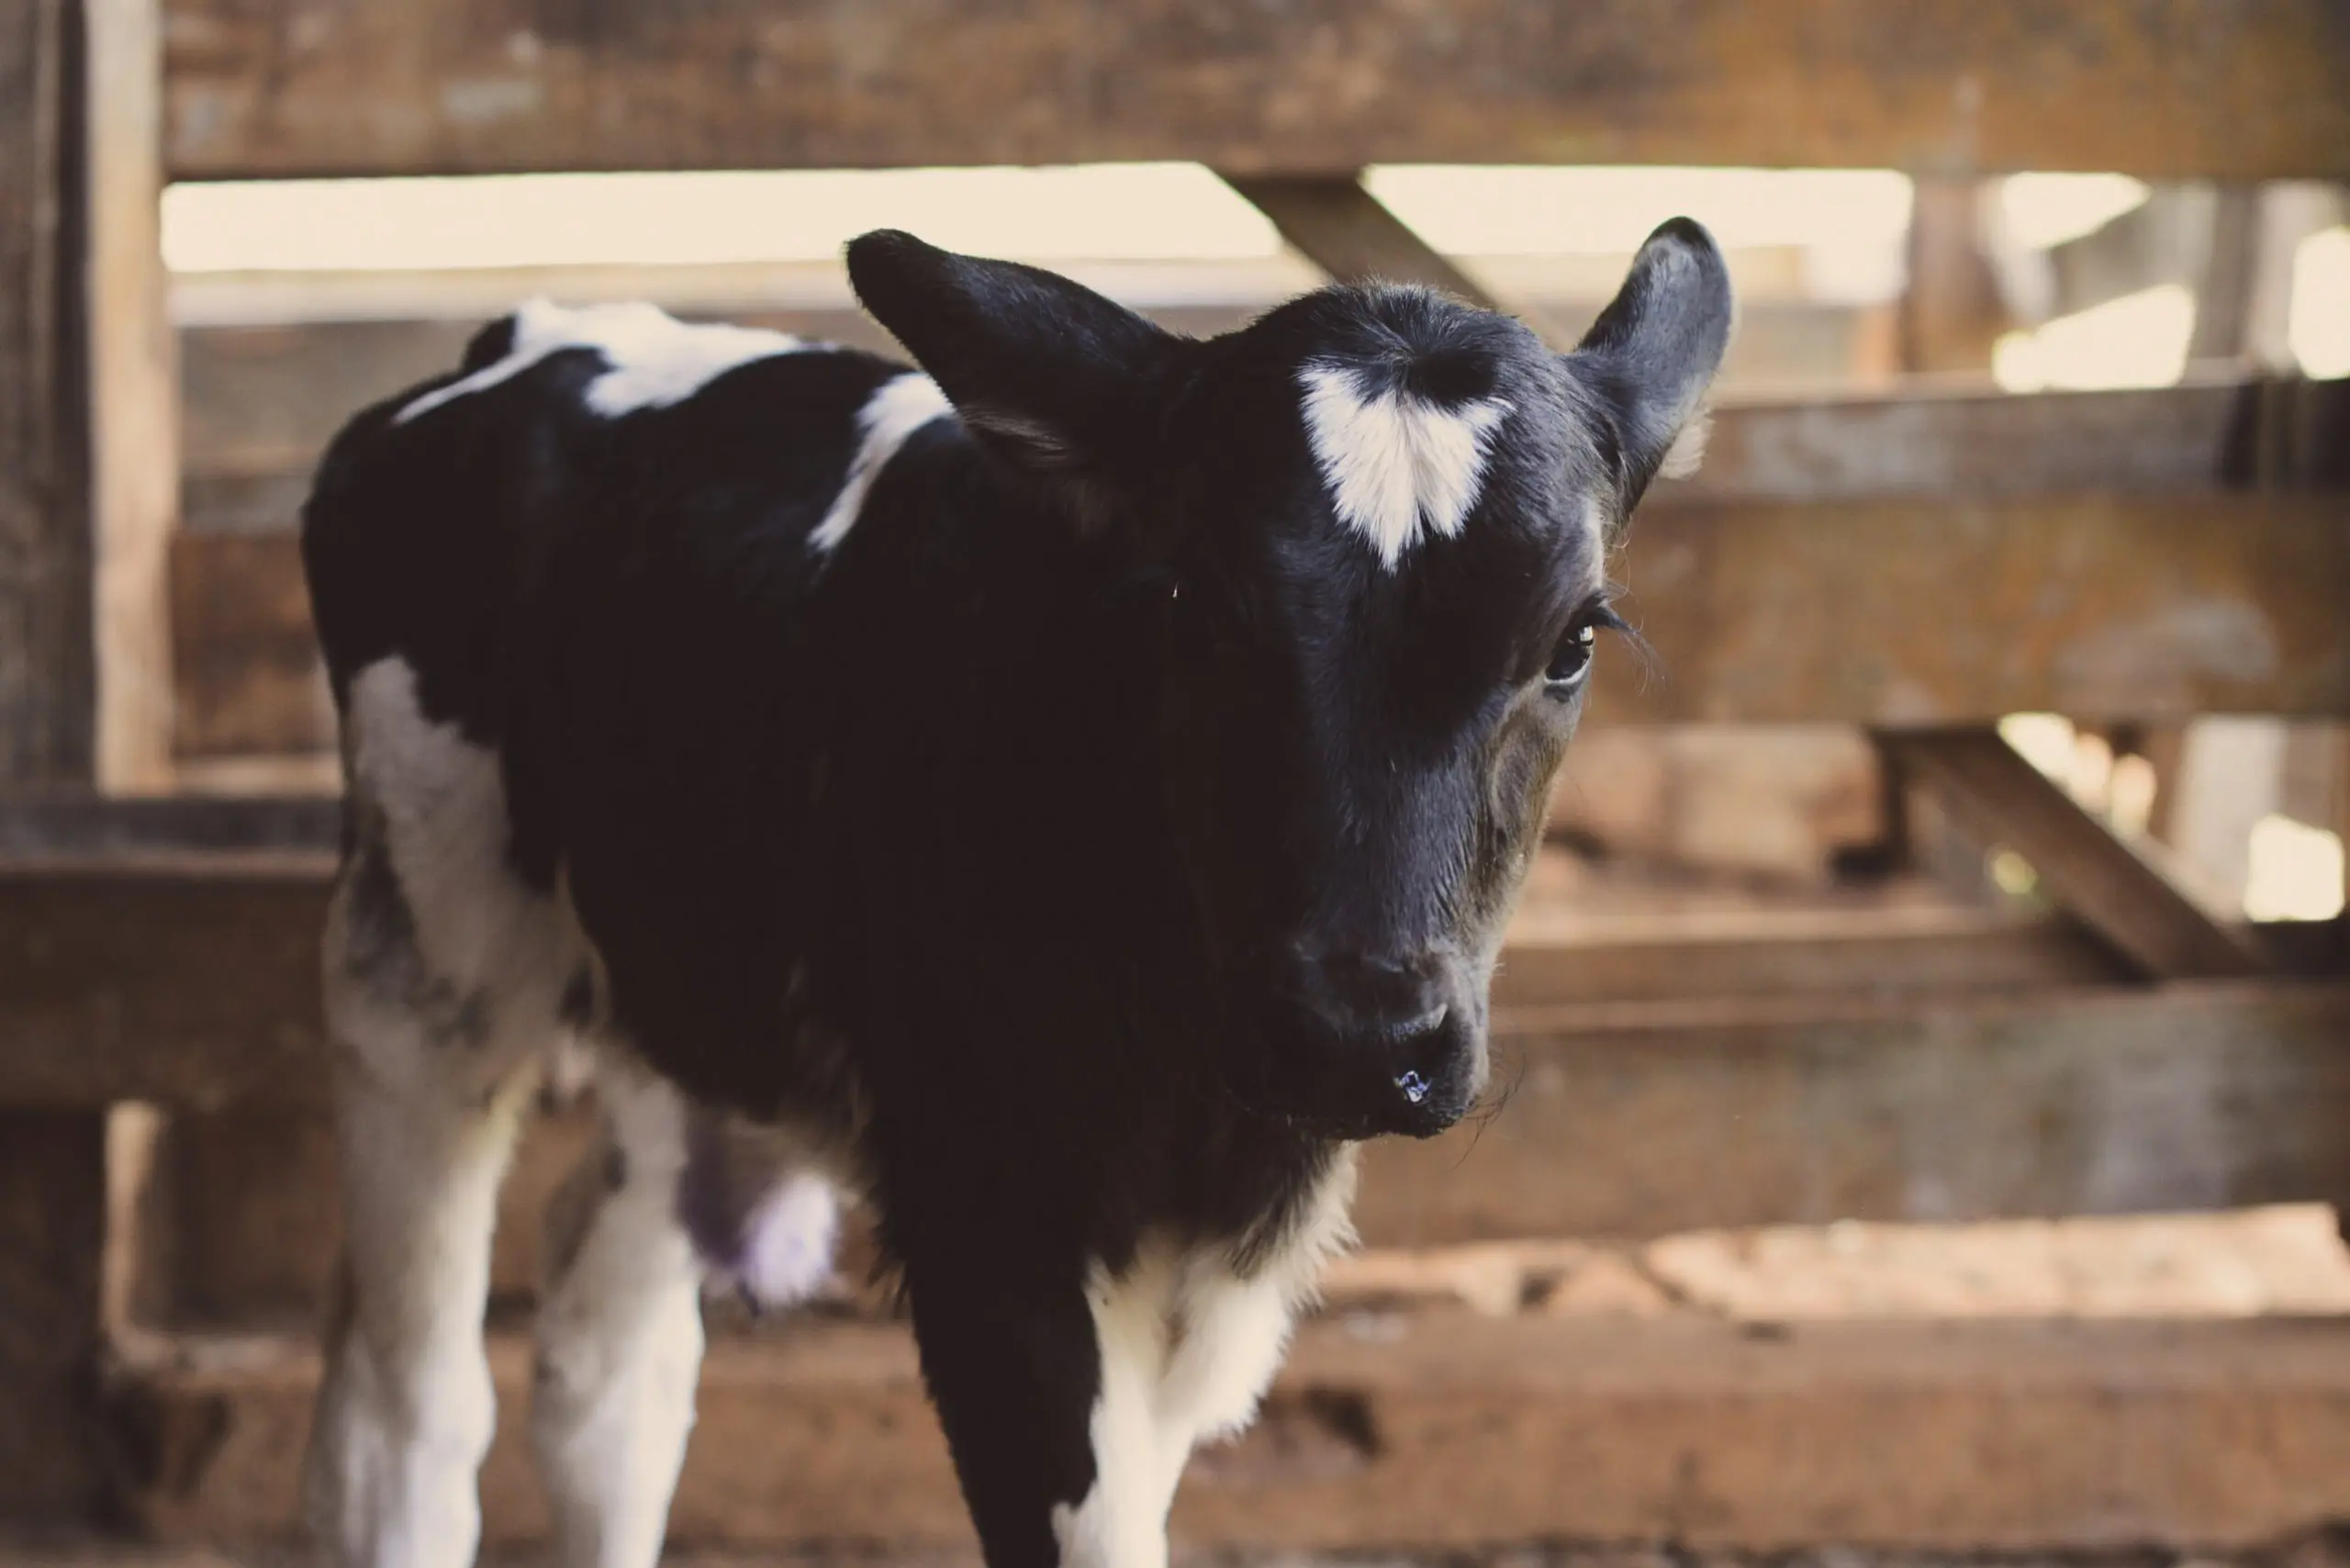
<box><xmin>850</xmin><ymin>221</ymin><xmax>1731</xmax><ymax>1140</ymax></box>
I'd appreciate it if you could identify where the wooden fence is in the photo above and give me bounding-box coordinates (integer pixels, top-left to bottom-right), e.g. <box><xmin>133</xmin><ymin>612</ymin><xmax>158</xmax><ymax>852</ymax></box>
<box><xmin>3</xmin><ymin>0</ymin><xmax>2347</xmax><ymax>1545</ymax></box>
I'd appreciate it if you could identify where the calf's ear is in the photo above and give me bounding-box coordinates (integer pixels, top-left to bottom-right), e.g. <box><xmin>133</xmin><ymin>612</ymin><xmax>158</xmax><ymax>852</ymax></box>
<box><xmin>1566</xmin><ymin>218</ymin><xmax>1735</xmax><ymax>517</ymax></box>
<box><xmin>846</xmin><ymin>230</ymin><xmax>1192</xmax><ymax>527</ymax></box>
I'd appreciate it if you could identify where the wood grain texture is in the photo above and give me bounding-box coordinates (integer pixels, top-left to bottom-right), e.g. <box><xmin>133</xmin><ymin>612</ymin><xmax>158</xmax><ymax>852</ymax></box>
<box><xmin>1360</xmin><ymin>980</ymin><xmax>2350</xmax><ymax>1244</ymax></box>
<box><xmin>160</xmin><ymin>0</ymin><xmax>2350</xmax><ymax>180</ymax></box>
<box><xmin>1600</xmin><ymin>492</ymin><xmax>2350</xmax><ymax>724</ymax></box>
<box><xmin>6</xmin><ymin>851</ymin><xmax>2345</xmax><ymax>1242</ymax></box>
<box><xmin>0</xmin><ymin>0</ymin><xmax>107</xmax><ymax>1522</ymax></box>
<box><xmin>84</xmin><ymin>0</ymin><xmax>177</xmax><ymax>791</ymax></box>
<box><xmin>172</xmin><ymin>298</ymin><xmax>1891</xmax><ymax>503</ymax></box>
<box><xmin>1882</xmin><ymin>727</ymin><xmax>2266</xmax><ymax>979</ymax></box>
<box><xmin>116</xmin><ymin>1315</ymin><xmax>2350</xmax><ymax>1551</ymax></box>
<box><xmin>0</xmin><ymin>1110</ymin><xmax>106</xmax><ymax>1518</ymax></box>
<box><xmin>0</xmin><ymin>0</ymin><xmax>94</xmax><ymax>787</ymax></box>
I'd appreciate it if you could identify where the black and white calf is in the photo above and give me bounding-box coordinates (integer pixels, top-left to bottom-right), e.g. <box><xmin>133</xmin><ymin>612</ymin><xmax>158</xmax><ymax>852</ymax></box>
<box><xmin>297</xmin><ymin>219</ymin><xmax>1731</xmax><ymax>1568</ymax></box>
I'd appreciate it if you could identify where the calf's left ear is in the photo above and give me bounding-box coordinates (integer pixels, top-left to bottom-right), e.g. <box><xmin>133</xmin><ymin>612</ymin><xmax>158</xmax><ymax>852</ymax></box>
<box><xmin>1566</xmin><ymin>218</ymin><xmax>1735</xmax><ymax>516</ymax></box>
<box><xmin>846</xmin><ymin>230</ymin><xmax>1192</xmax><ymax>527</ymax></box>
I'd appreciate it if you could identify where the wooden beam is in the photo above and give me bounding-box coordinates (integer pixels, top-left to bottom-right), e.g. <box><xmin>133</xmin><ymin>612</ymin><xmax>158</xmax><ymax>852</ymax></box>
<box><xmin>1</xmin><ymin>0</ymin><xmax>94</xmax><ymax>786</ymax></box>
<box><xmin>168</xmin><ymin>530</ymin><xmax>330</xmax><ymax>757</ymax></box>
<box><xmin>117</xmin><ymin>1314</ymin><xmax>2350</xmax><ymax>1551</ymax></box>
<box><xmin>0</xmin><ymin>1110</ymin><xmax>106</xmax><ymax>1518</ymax></box>
<box><xmin>159</xmin><ymin>478</ymin><xmax>2350</xmax><ymax>756</ymax></box>
<box><xmin>1364</xmin><ymin>980</ymin><xmax>2350</xmax><ymax>1244</ymax></box>
<box><xmin>0</xmin><ymin>0</ymin><xmax>107</xmax><ymax>1521</ymax></box>
<box><xmin>5</xmin><ymin>850</ymin><xmax>2345</xmax><ymax>1241</ymax></box>
<box><xmin>84</xmin><ymin>0</ymin><xmax>176</xmax><ymax>791</ymax></box>
<box><xmin>1491</xmin><ymin>906</ymin><xmax>2132</xmax><ymax>1008</ymax></box>
<box><xmin>1607</xmin><ymin>492</ymin><xmax>2350</xmax><ymax>724</ymax></box>
<box><xmin>170</xmin><ymin>302</ymin><xmax>1943</xmax><ymax>506</ymax></box>
<box><xmin>1223</xmin><ymin>173</ymin><xmax>1578</xmax><ymax>348</ymax></box>
<box><xmin>1882</xmin><ymin>727</ymin><xmax>2266</xmax><ymax>978</ymax></box>
<box><xmin>1678</xmin><ymin>375</ymin><xmax>2335</xmax><ymax>503</ymax></box>
<box><xmin>1900</xmin><ymin>180</ymin><xmax>2009</xmax><ymax>374</ymax></box>
<box><xmin>159</xmin><ymin>0</ymin><xmax>2350</xmax><ymax>181</ymax></box>
<box><xmin>0</xmin><ymin>857</ymin><xmax>331</xmax><ymax>1112</ymax></box>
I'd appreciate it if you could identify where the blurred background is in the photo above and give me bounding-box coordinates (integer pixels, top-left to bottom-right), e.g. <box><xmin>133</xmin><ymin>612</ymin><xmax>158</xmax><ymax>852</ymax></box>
<box><xmin>4</xmin><ymin>2</ymin><xmax>2349</xmax><ymax>1564</ymax></box>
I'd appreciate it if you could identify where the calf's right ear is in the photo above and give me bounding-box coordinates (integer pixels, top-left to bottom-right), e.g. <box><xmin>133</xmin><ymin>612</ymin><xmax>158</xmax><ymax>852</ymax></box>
<box><xmin>846</xmin><ymin>230</ymin><xmax>1193</xmax><ymax>528</ymax></box>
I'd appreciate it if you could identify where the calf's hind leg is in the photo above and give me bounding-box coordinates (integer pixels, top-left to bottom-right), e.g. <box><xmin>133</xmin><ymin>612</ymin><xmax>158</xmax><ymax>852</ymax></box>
<box><xmin>303</xmin><ymin>846</ymin><xmax>538</xmax><ymax>1568</ymax></box>
<box><xmin>530</xmin><ymin>1073</ymin><xmax>705</xmax><ymax>1568</ymax></box>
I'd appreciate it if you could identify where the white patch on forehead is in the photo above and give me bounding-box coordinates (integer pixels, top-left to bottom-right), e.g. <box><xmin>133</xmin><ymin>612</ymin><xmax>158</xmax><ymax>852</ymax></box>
<box><xmin>1298</xmin><ymin>361</ymin><xmax>1512</xmax><ymax>570</ymax></box>
<box><xmin>809</xmin><ymin>373</ymin><xmax>954</xmax><ymax>554</ymax></box>
<box><xmin>394</xmin><ymin>298</ymin><xmax>805</xmax><ymax>425</ymax></box>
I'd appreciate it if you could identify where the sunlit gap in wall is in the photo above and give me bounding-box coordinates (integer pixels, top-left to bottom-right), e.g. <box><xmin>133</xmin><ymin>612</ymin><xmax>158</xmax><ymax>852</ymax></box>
<box><xmin>161</xmin><ymin>162</ymin><xmax>1916</xmax><ymax>286</ymax></box>
<box><xmin>1998</xmin><ymin>713</ymin><xmax>2348</xmax><ymax>924</ymax></box>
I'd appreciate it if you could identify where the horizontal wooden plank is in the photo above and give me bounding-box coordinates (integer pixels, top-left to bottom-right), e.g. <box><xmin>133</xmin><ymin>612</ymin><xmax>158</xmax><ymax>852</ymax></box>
<box><xmin>175</xmin><ymin>299</ymin><xmax>1890</xmax><ymax>491</ymax></box>
<box><xmin>1604</xmin><ymin>492</ymin><xmax>2350</xmax><ymax>723</ymax></box>
<box><xmin>1491</xmin><ymin>905</ymin><xmax>2132</xmax><ymax>1008</ymax></box>
<box><xmin>0</xmin><ymin>860</ymin><xmax>331</xmax><ymax>1112</ymax></box>
<box><xmin>161</xmin><ymin>0</ymin><xmax>2350</xmax><ymax>180</ymax></box>
<box><xmin>163</xmin><ymin>486</ymin><xmax>2350</xmax><ymax>753</ymax></box>
<box><xmin>1677</xmin><ymin>376</ymin><xmax>2350</xmax><ymax>503</ymax></box>
<box><xmin>1368</xmin><ymin>980</ymin><xmax>2350</xmax><ymax>1243</ymax></box>
<box><xmin>118</xmin><ymin>1314</ymin><xmax>2350</xmax><ymax>1550</ymax></box>
<box><xmin>4</xmin><ymin>852</ymin><xmax>2344</xmax><ymax>1240</ymax></box>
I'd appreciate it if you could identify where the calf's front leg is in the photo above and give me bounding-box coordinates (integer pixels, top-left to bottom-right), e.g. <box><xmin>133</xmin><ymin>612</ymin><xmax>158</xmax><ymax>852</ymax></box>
<box><xmin>908</xmin><ymin>1243</ymin><xmax>1306</xmax><ymax>1568</ymax></box>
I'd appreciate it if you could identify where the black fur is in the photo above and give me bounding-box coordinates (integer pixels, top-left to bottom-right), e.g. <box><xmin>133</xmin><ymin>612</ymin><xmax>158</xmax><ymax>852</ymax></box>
<box><xmin>301</xmin><ymin>221</ymin><xmax>1730</xmax><ymax>1568</ymax></box>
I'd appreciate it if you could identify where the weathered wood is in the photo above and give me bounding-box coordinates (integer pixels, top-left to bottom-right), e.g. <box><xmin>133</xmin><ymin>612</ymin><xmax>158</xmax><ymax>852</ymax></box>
<box><xmin>0</xmin><ymin>0</ymin><xmax>93</xmax><ymax>786</ymax></box>
<box><xmin>116</xmin><ymin>1314</ymin><xmax>2350</xmax><ymax>1551</ymax></box>
<box><xmin>1491</xmin><ymin>905</ymin><xmax>2131</xmax><ymax>1009</ymax></box>
<box><xmin>6</xmin><ymin>849</ymin><xmax>2347</xmax><ymax>1240</ymax></box>
<box><xmin>160</xmin><ymin>0</ymin><xmax>2350</xmax><ymax>181</ymax></box>
<box><xmin>1883</xmin><ymin>727</ymin><xmax>2266</xmax><ymax>978</ymax></box>
<box><xmin>0</xmin><ymin>1111</ymin><xmax>107</xmax><ymax>1518</ymax></box>
<box><xmin>161</xmin><ymin>483</ymin><xmax>2350</xmax><ymax>754</ymax></box>
<box><xmin>1900</xmin><ymin>181</ymin><xmax>2009</xmax><ymax>374</ymax></box>
<box><xmin>1606</xmin><ymin>492</ymin><xmax>2350</xmax><ymax>724</ymax></box>
<box><xmin>1361</xmin><ymin>980</ymin><xmax>2350</xmax><ymax>1244</ymax></box>
<box><xmin>1225</xmin><ymin>173</ymin><xmax>1584</xmax><ymax>349</ymax></box>
<box><xmin>85</xmin><ymin>0</ymin><xmax>175</xmax><ymax>791</ymax></box>
<box><xmin>170</xmin><ymin>300</ymin><xmax>1929</xmax><ymax>514</ymax></box>
<box><xmin>1678</xmin><ymin>376</ymin><xmax>2343</xmax><ymax>502</ymax></box>
<box><xmin>167</xmin><ymin>531</ymin><xmax>328</xmax><ymax>757</ymax></box>
<box><xmin>0</xmin><ymin>858</ymin><xmax>331</xmax><ymax>1111</ymax></box>
<box><xmin>0</xmin><ymin>0</ymin><xmax>108</xmax><ymax>1523</ymax></box>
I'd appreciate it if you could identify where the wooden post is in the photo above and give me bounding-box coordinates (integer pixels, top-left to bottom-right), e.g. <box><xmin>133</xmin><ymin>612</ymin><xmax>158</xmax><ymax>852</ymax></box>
<box><xmin>1</xmin><ymin>0</ymin><xmax>96</xmax><ymax>784</ymax></box>
<box><xmin>1899</xmin><ymin>180</ymin><xmax>2009</xmax><ymax>375</ymax></box>
<box><xmin>0</xmin><ymin>0</ymin><xmax>117</xmax><ymax>1521</ymax></box>
<box><xmin>84</xmin><ymin>0</ymin><xmax>176</xmax><ymax>792</ymax></box>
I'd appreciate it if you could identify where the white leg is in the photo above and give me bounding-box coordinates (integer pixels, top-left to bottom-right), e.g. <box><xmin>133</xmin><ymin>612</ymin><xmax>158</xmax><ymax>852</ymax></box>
<box><xmin>1058</xmin><ymin>1159</ymin><xmax>1356</xmax><ymax>1568</ymax></box>
<box><xmin>305</xmin><ymin>658</ymin><xmax>584</xmax><ymax>1568</ymax></box>
<box><xmin>303</xmin><ymin>986</ymin><xmax>532</xmax><ymax>1568</ymax></box>
<box><xmin>532</xmin><ymin>1072</ymin><xmax>706</xmax><ymax>1568</ymax></box>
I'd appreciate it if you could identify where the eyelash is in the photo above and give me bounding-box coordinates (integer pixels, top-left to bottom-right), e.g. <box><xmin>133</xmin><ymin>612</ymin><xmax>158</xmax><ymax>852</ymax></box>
<box><xmin>1544</xmin><ymin>599</ymin><xmax>1629</xmax><ymax>690</ymax></box>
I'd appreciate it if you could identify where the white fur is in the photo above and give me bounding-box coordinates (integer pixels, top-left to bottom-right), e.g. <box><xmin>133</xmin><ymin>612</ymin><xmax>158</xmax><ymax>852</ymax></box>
<box><xmin>309</xmin><ymin>658</ymin><xmax>711</xmax><ymax>1568</ymax></box>
<box><xmin>341</xmin><ymin>660</ymin><xmax>575</xmax><ymax>1022</ymax></box>
<box><xmin>809</xmin><ymin>373</ymin><xmax>954</xmax><ymax>553</ymax></box>
<box><xmin>308</xmin><ymin>660</ymin><xmax>581</xmax><ymax>1568</ymax></box>
<box><xmin>395</xmin><ymin>299</ymin><xmax>804</xmax><ymax>425</ymax></box>
<box><xmin>1051</xmin><ymin>1154</ymin><xmax>1358</xmax><ymax>1568</ymax></box>
<box><xmin>732</xmin><ymin>1171</ymin><xmax>842</xmax><ymax>1306</ymax></box>
<box><xmin>1298</xmin><ymin>362</ymin><xmax>1511</xmax><ymax>569</ymax></box>
<box><xmin>532</xmin><ymin>1070</ymin><xmax>707</xmax><ymax>1568</ymax></box>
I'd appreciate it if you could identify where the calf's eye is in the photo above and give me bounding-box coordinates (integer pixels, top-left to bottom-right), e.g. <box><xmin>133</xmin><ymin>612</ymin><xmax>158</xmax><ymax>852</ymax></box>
<box><xmin>1544</xmin><ymin>622</ymin><xmax>1597</xmax><ymax>688</ymax></box>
